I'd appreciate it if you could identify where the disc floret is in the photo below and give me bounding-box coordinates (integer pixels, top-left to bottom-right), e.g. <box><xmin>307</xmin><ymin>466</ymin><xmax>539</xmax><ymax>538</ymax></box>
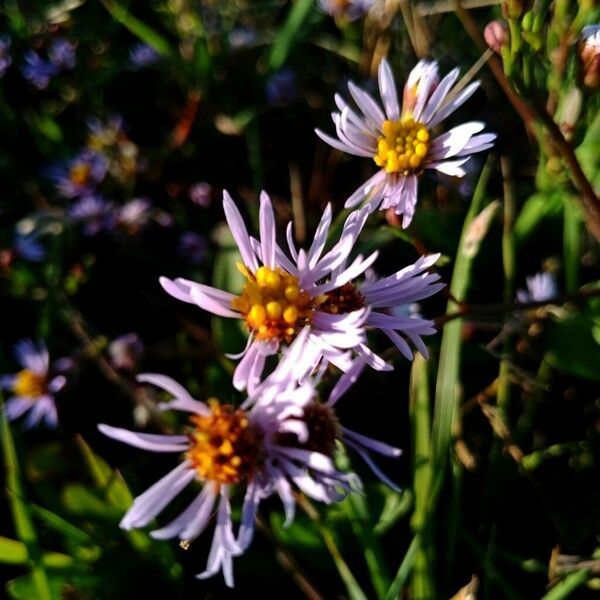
<box><xmin>374</xmin><ymin>118</ymin><xmax>430</xmax><ymax>175</ymax></box>
<box><xmin>13</xmin><ymin>369</ymin><xmax>47</xmax><ymax>398</ymax></box>
<box><xmin>186</xmin><ymin>399</ymin><xmax>264</xmax><ymax>485</ymax></box>
<box><xmin>231</xmin><ymin>265</ymin><xmax>313</xmax><ymax>342</ymax></box>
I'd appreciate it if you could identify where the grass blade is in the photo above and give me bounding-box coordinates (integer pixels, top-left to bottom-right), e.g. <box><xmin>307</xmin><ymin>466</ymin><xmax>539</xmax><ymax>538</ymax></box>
<box><xmin>1</xmin><ymin>395</ymin><xmax>52</xmax><ymax>600</ymax></box>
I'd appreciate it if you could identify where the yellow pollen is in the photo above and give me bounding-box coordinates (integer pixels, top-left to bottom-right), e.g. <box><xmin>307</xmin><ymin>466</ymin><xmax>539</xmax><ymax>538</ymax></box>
<box><xmin>231</xmin><ymin>264</ymin><xmax>313</xmax><ymax>342</ymax></box>
<box><xmin>186</xmin><ymin>401</ymin><xmax>264</xmax><ymax>485</ymax></box>
<box><xmin>13</xmin><ymin>369</ymin><xmax>46</xmax><ymax>398</ymax></box>
<box><xmin>374</xmin><ymin>119</ymin><xmax>430</xmax><ymax>176</ymax></box>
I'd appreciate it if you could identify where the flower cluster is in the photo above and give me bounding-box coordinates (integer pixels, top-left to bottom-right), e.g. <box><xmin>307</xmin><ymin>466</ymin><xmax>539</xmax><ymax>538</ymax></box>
<box><xmin>93</xmin><ymin>58</ymin><xmax>491</xmax><ymax>586</ymax></box>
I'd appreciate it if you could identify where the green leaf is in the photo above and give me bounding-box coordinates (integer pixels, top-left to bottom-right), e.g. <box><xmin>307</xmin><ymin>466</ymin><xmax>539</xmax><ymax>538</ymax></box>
<box><xmin>545</xmin><ymin>313</ymin><xmax>600</xmax><ymax>381</ymax></box>
<box><xmin>514</xmin><ymin>191</ymin><xmax>563</xmax><ymax>244</ymax></box>
<box><xmin>269</xmin><ymin>0</ymin><xmax>316</xmax><ymax>70</ymax></box>
<box><xmin>6</xmin><ymin>574</ymin><xmax>65</xmax><ymax>600</ymax></box>
<box><xmin>99</xmin><ymin>0</ymin><xmax>174</xmax><ymax>58</ymax></box>
<box><xmin>75</xmin><ymin>435</ymin><xmax>133</xmax><ymax>511</ymax></box>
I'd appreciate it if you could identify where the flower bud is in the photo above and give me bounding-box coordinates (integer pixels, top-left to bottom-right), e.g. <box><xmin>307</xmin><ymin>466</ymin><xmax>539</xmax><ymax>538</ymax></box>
<box><xmin>581</xmin><ymin>25</ymin><xmax>600</xmax><ymax>88</ymax></box>
<box><xmin>484</xmin><ymin>20</ymin><xmax>509</xmax><ymax>53</ymax></box>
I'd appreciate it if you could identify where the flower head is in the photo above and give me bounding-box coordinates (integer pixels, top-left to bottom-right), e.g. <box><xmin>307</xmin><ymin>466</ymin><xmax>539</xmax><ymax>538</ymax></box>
<box><xmin>581</xmin><ymin>24</ymin><xmax>600</xmax><ymax>88</ymax></box>
<box><xmin>0</xmin><ymin>35</ymin><xmax>12</xmax><ymax>78</ymax></box>
<box><xmin>316</xmin><ymin>59</ymin><xmax>496</xmax><ymax>226</ymax></box>
<box><xmin>318</xmin><ymin>0</ymin><xmax>375</xmax><ymax>21</ymax></box>
<box><xmin>48</xmin><ymin>38</ymin><xmax>76</xmax><ymax>70</ymax></box>
<box><xmin>160</xmin><ymin>191</ymin><xmax>370</xmax><ymax>391</ymax></box>
<box><xmin>517</xmin><ymin>272</ymin><xmax>558</xmax><ymax>304</ymax></box>
<box><xmin>129</xmin><ymin>43</ymin><xmax>160</xmax><ymax>69</ymax></box>
<box><xmin>22</xmin><ymin>50</ymin><xmax>58</xmax><ymax>89</ymax></box>
<box><xmin>99</xmin><ymin>357</ymin><xmax>401</xmax><ymax>585</ymax></box>
<box><xmin>46</xmin><ymin>150</ymin><xmax>108</xmax><ymax>199</ymax></box>
<box><xmin>68</xmin><ymin>194</ymin><xmax>115</xmax><ymax>235</ymax></box>
<box><xmin>0</xmin><ymin>340</ymin><xmax>67</xmax><ymax>428</ymax></box>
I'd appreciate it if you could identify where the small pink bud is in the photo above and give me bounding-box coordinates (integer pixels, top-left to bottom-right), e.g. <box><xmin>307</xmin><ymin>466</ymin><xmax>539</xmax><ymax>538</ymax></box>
<box><xmin>484</xmin><ymin>20</ymin><xmax>508</xmax><ymax>53</ymax></box>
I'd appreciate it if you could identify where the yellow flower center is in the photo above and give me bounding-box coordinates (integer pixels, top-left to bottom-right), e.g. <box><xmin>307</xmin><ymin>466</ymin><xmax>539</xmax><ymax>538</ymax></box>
<box><xmin>231</xmin><ymin>264</ymin><xmax>313</xmax><ymax>342</ymax></box>
<box><xmin>374</xmin><ymin>118</ymin><xmax>430</xmax><ymax>175</ymax></box>
<box><xmin>186</xmin><ymin>400</ymin><xmax>264</xmax><ymax>485</ymax></box>
<box><xmin>13</xmin><ymin>369</ymin><xmax>46</xmax><ymax>398</ymax></box>
<box><xmin>69</xmin><ymin>163</ymin><xmax>92</xmax><ymax>186</ymax></box>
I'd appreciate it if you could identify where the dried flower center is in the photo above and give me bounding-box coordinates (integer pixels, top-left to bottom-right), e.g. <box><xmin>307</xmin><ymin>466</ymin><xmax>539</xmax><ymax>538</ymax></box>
<box><xmin>13</xmin><ymin>369</ymin><xmax>46</xmax><ymax>398</ymax></box>
<box><xmin>69</xmin><ymin>163</ymin><xmax>92</xmax><ymax>186</ymax></box>
<box><xmin>186</xmin><ymin>400</ymin><xmax>264</xmax><ymax>485</ymax></box>
<box><xmin>374</xmin><ymin>118</ymin><xmax>430</xmax><ymax>175</ymax></box>
<box><xmin>231</xmin><ymin>265</ymin><xmax>313</xmax><ymax>342</ymax></box>
<box><xmin>275</xmin><ymin>402</ymin><xmax>339</xmax><ymax>458</ymax></box>
<box><xmin>319</xmin><ymin>282</ymin><xmax>365</xmax><ymax>315</ymax></box>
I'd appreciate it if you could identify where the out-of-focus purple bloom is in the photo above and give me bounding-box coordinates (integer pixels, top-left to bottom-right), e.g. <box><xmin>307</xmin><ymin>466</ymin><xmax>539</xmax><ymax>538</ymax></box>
<box><xmin>69</xmin><ymin>194</ymin><xmax>115</xmax><ymax>235</ymax></box>
<box><xmin>0</xmin><ymin>35</ymin><xmax>12</xmax><ymax>77</ymax></box>
<box><xmin>87</xmin><ymin>115</ymin><xmax>126</xmax><ymax>149</ymax></box>
<box><xmin>517</xmin><ymin>272</ymin><xmax>558</xmax><ymax>304</ymax></box>
<box><xmin>117</xmin><ymin>198</ymin><xmax>152</xmax><ymax>233</ymax></box>
<box><xmin>14</xmin><ymin>232</ymin><xmax>46</xmax><ymax>262</ymax></box>
<box><xmin>266</xmin><ymin>69</ymin><xmax>298</xmax><ymax>106</ymax></box>
<box><xmin>178</xmin><ymin>231</ymin><xmax>207</xmax><ymax>264</ymax></box>
<box><xmin>22</xmin><ymin>50</ymin><xmax>58</xmax><ymax>89</ymax></box>
<box><xmin>129</xmin><ymin>43</ymin><xmax>160</xmax><ymax>69</ymax></box>
<box><xmin>0</xmin><ymin>339</ymin><xmax>67</xmax><ymax>429</ymax></box>
<box><xmin>188</xmin><ymin>182</ymin><xmax>212</xmax><ymax>207</ymax></box>
<box><xmin>109</xmin><ymin>333</ymin><xmax>144</xmax><ymax>371</ymax></box>
<box><xmin>48</xmin><ymin>37</ymin><xmax>76</xmax><ymax>70</ymax></box>
<box><xmin>228</xmin><ymin>28</ymin><xmax>258</xmax><ymax>49</ymax></box>
<box><xmin>318</xmin><ymin>0</ymin><xmax>375</xmax><ymax>21</ymax></box>
<box><xmin>46</xmin><ymin>150</ymin><xmax>108</xmax><ymax>198</ymax></box>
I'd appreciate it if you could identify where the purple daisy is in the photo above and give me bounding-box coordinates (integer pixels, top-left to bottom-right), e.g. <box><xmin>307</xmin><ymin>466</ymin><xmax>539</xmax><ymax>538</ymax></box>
<box><xmin>160</xmin><ymin>191</ymin><xmax>371</xmax><ymax>392</ymax></box>
<box><xmin>22</xmin><ymin>50</ymin><xmax>59</xmax><ymax>89</ymax></box>
<box><xmin>0</xmin><ymin>340</ymin><xmax>66</xmax><ymax>428</ymax></box>
<box><xmin>316</xmin><ymin>59</ymin><xmax>496</xmax><ymax>227</ymax></box>
<box><xmin>68</xmin><ymin>194</ymin><xmax>115</xmax><ymax>236</ymax></box>
<box><xmin>129</xmin><ymin>43</ymin><xmax>160</xmax><ymax>69</ymax></box>
<box><xmin>317</xmin><ymin>0</ymin><xmax>375</xmax><ymax>21</ymax></box>
<box><xmin>46</xmin><ymin>149</ymin><xmax>108</xmax><ymax>199</ymax></box>
<box><xmin>99</xmin><ymin>344</ymin><xmax>400</xmax><ymax>586</ymax></box>
<box><xmin>0</xmin><ymin>35</ymin><xmax>12</xmax><ymax>78</ymax></box>
<box><xmin>516</xmin><ymin>272</ymin><xmax>558</xmax><ymax>304</ymax></box>
<box><xmin>48</xmin><ymin>38</ymin><xmax>76</xmax><ymax>70</ymax></box>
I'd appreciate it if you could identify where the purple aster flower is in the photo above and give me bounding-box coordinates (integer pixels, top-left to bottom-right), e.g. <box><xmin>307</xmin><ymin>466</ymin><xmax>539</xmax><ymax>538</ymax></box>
<box><xmin>316</xmin><ymin>59</ymin><xmax>496</xmax><ymax>227</ymax></box>
<box><xmin>0</xmin><ymin>35</ymin><xmax>12</xmax><ymax>78</ymax></box>
<box><xmin>129</xmin><ymin>43</ymin><xmax>160</xmax><ymax>69</ymax></box>
<box><xmin>48</xmin><ymin>37</ymin><xmax>76</xmax><ymax>70</ymax></box>
<box><xmin>517</xmin><ymin>272</ymin><xmax>558</xmax><ymax>304</ymax></box>
<box><xmin>22</xmin><ymin>50</ymin><xmax>58</xmax><ymax>89</ymax></box>
<box><xmin>14</xmin><ymin>232</ymin><xmax>46</xmax><ymax>262</ymax></box>
<box><xmin>46</xmin><ymin>150</ymin><xmax>108</xmax><ymax>198</ymax></box>
<box><xmin>86</xmin><ymin>115</ymin><xmax>126</xmax><ymax>149</ymax></box>
<box><xmin>318</xmin><ymin>0</ymin><xmax>375</xmax><ymax>21</ymax></box>
<box><xmin>69</xmin><ymin>194</ymin><xmax>115</xmax><ymax>236</ymax></box>
<box><xmin>109</xmin><ymin>333</ymin><xmax>144</xmax><ymax>371</ymax></box>
<box><xmin>160</xmin><ymin>191</ymin><xmax>371</xmax><ymax>392</ymax></box>
<box><xmin>98</xmin><ymin>350</ymin><xmax>399</xmax><ymax>586</ymax></box>
<box><xmin>178</xmin><ymin>232</ymin><xmax>207</xmax><ymax>264</ymax></box>
<box><xmin>0</xmin><ymin>340</ymin><xmax>66</xmax><ymax>428</ymax></box>
<box><xmin>116</xmin><ymin>198</ymin><xmax>152</xmax><ymax>233</ymax></box>
<box><xmin>162</xmin><ymin>192</ymin><xmax>443</xmax><ymax>389</ymax></box>
<box><xmin>228</xmin><ymin>27</ymin><xmax>258</xmax><ymax>50</ymax></box>
<box><xmin>188</xmin><ymin>182</ymin><xmax>212</xmax><ymax>207</ymax></box>
<box><xmin>266</xmin><ymin>69</ymin><xmax>297</xmax><ymax>106</ymax></box>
